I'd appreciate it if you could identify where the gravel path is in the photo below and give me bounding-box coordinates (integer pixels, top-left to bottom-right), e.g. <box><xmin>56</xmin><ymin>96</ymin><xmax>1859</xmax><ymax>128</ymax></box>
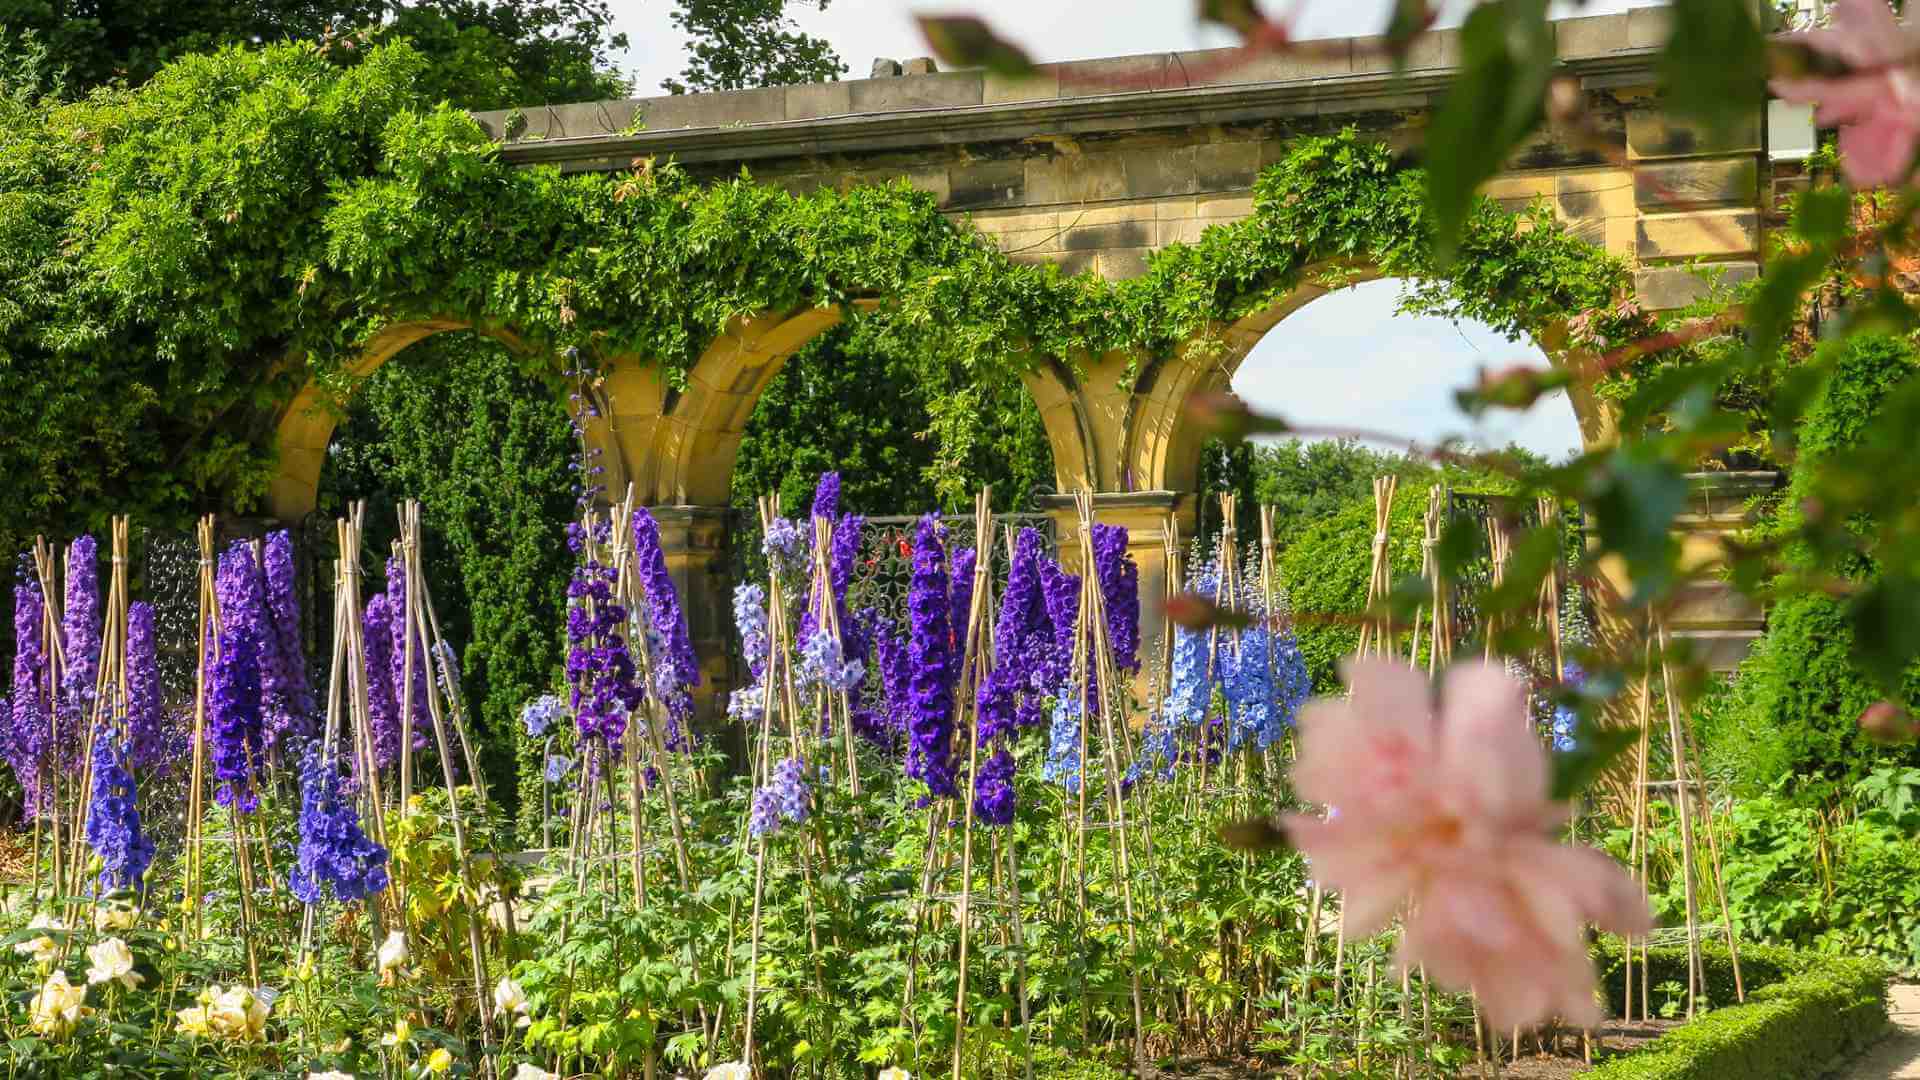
<box><xmin>1839</xmin><ymin>985</ymin><xmax>1920</xmax><ymax>1079</ymax></box>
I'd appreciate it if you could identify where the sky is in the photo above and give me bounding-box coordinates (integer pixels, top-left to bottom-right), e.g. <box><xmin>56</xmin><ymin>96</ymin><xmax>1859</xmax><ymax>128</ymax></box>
<box><xmin>600</xmin><ymin>0</ymin><xmax>1645</xmax><ymax>457</ymax></box>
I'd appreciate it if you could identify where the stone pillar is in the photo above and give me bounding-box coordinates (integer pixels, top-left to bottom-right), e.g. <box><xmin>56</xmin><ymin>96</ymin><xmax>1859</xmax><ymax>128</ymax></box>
<box><xmin>1669</xmin><ymin>472</ymin><xmax>1776</xmax><ymax>671</ymax></box>
<box><xmin>1036</xmin><ymin>490</ymin><xmax>1197</xmax><ymax>695</ymax></box>
<box><xmin>647</xmin><ymin>504</ymin><xmax>737</xmax><ymax>735</ymax></box>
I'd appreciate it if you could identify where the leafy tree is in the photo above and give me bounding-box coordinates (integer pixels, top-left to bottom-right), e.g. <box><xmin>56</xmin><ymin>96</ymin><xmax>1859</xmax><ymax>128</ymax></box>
<box><xmin>660</xmin><ymin>0</ymin><xmax>844</xmax><ymax>94</ymax></box>
<box><xmin>0</xmin><ymin>0</ymin><xmax>627</xmax><ymax>107</ymax></box>
<box><xmin>731</xmin><ymin>321</ymin><xmax>1052</xmax><ymax>514</ymax></box>
<box><xmin>1249</xmin><ymin>438</ymin><xmax>1423</xmax><ymax>545</ymax></box>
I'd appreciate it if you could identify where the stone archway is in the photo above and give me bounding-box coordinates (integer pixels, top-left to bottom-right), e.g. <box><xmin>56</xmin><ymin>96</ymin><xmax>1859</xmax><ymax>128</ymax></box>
<box><xmin>264</xmin><ymin>319</ymin><xmax>629</xmax><ymax>520</ymax></box>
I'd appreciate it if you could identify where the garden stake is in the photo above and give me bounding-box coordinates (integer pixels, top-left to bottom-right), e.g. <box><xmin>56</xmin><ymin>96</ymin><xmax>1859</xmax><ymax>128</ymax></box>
<box><xmin>1654</xmin><ymin>621</ymin><xmax>1705</xmax><ymax>1018</ymax></box>
<box><xmin>950</xmin><ymin>489</ymin><xmax>994</xmax><ymax>1080</ymax></box>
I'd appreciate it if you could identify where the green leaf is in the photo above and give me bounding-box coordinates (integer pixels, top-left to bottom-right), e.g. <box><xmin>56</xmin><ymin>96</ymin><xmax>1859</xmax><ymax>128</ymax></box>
<box><xmin>1198</xmin><ymin>0</ymin><xmax>1264</xmax><ymax>35</ymax></box>
<box><xmin>1423</xmin><ymin>0</ymin><xmax>1554</xmax><ymax>264</ymax></box>
<box><xmin>1550</xmin><ymin>721</ymin><xmax>1641</xmax><ymax>801</ymax></box>
<box><xmin>1580</xmin><ymin>444</ymin><xmax>1687</xmax><ymax>603</ymax></box>
<box><xmin>1850</xmin><ymin>574</ymin><xmax>1920</xmax><ymax>695</ymax></box>
<box><xmin>1657</xmin><ymin>0</ymin><xmax>1767</xmax><ymax>138</ymax></box>
<box><xmin>914</xmin><ymin>16</ymin><xmax>1037</xmax><ymax>76</ymax></box>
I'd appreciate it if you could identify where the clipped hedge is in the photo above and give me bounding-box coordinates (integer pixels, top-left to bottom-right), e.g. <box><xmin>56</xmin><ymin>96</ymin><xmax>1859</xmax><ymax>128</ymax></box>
<box><xmin>1588</xmin><ymin>943</ymin><xmax>1888</xmax><ymax>1080</ymax></box>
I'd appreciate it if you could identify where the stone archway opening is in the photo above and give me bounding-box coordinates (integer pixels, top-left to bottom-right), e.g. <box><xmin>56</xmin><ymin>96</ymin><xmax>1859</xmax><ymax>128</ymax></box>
<box><xmin>1228</xmin><ymin>277</ymin><xmax>1584</xmax><ymax>464</ymax></box>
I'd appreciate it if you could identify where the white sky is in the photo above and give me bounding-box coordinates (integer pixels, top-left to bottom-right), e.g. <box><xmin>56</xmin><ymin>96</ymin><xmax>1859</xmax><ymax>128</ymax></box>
<box><xmin>602</xmin><ymin>0</ymin><xmax>1646</xmax><ymax>457</ymax></box>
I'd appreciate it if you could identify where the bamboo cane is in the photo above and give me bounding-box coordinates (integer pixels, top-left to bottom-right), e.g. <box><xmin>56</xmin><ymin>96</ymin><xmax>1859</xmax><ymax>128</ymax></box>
<box><xmin>1654</xmin><ymin>622</ymin><xmax>1705</xmax><ymax>1019</ymax></box>
<box><xmin>951</xmin><ymin>489</ymin><xmax>995</xmax><ymax>1080</ymax></box>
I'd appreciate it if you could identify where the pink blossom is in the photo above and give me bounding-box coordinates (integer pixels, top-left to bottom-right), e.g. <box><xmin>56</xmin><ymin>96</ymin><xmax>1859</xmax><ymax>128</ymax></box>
<box><xmin>1772</xmin><ymin>0</ymin><xmax>1920</xmax><ymax>188</ymax></box>
<box><xmin>1283</xmin><ymin>658</ymin><xmax>1651</xmax><ymax>1030</ymax></box>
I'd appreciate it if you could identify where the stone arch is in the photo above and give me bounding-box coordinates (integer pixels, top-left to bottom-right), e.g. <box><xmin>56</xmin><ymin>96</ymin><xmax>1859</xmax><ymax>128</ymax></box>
<box><xmin>1127</xmin><ymin>270</ymin><xmax>1619</xmax><ymax>496</ymax></box>
<box><xmin>266</xmin><ymin>319</ymin><xmax>618</xmax><ymax>519</ymax></box>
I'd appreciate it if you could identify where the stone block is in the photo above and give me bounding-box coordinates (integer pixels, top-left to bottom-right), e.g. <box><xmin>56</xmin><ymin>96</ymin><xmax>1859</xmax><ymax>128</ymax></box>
<box><xmin>1049</xmin><ymin>249</ymin><xmax>1099</xmax><ymax>277</ymax></box>
<box><xmin>1071</xmin><ymin>202</ymin><xmax>1159</xmax><ymax>227</ymax></box>
<box><xmin>903</xmin><ymin>167</ymin><xmax>951</xmax><ymax>205</ymax></box>
<box><xmin>1195</xmin><ymin>193</ymin><xmax>1255</xmax><ymax>220</ymax></box>
<box><xmin>1636</xmin><ymin>209</ymin><xmax>1759</xmax><ymax>259</ymax></box>
<box><xmin>1633</xmin><ymin>262</ymin><xmax>1758</xmax><ymax>310</ymax></box>
<box><xmin>1098</xmin><ymin>247</ymin><xmax>1153</xmax><ymax>280</ymax></box>
<box><xmin>639</xmin><ymin>88</ymin><xmax>786</xmax><ymax>130</ymax></box>
<box><xmin>785</xmin><ymin>81</ymin><xmax>851</xmax><ymax>120</ymax></box>
<box><xmin>1555</xmin><ymin>172</ymin><xmax>1634</xmax><ymax>219</ymax></box>
<box><xmin>1154</xmin><ymin>196</ymin><xmax>1199</xmax><ymax>220</ymax></box>
<box><xmin>1121</xmin><ymin>146</ymin><xmax>1197</xmax><ymax>199</ymax></box>
<box><xmin>871</xmin><ymin>58</ymin><xmax>901</xmax><ymax>77</ymax></box>
<box><xmin>1180</xmin><ymin>42</ymin><xmax>1353</xmax><ymax>85</ymax></box>
<box><xmin>902</xmin><ymin>57</ymin><xmax>939</xmax><ymax>75</ymax></box>
<box><xmin>1157</xmin><ymin>217</ymin><xmax>1212</xmax><ymax>246</ymax></box>
<box><xmin>1555</xmin><ymin>14</ymin><xmax>1631</xmax><ymax>59</ymax></box>
<box><xmin>1025</xmin><ymin>153</ymin><xmax>1128</xmax><ymax>205</ymax></box>
<box><xmin>1351</xmin><ymin>28</ymin><xmax>1461</xmax><ymax>72</ymax></box>
<box><xmin>1633</xmin><ymin>157</ymin><xmax>1760</xmax><ymax>208</ymax></box>
<box><xmin>947</xmin><ymin>158</ymin><xmax>1024</xmax><ymax>210</ymax></box>
<box><xmin>1192</xmin><ymin>140</ymin><xmax>1262</xmax><ymax>192</ymax></box>
<box><xmin>1627</xmin><ymin>7</ymin><xmax>1672</xmax><ymax>49</ymax></box>
<box><xmin>1626</xmin><ymin>108</ymin><xmax>1763</xmax><ymax>159</ymax></box>
<box><xmin>1605</xmin><ymin>215</ymin><xmax>1637</xmax><ymax>256</ymax></box>
<box><xmin>849</xmin><ymin>71</ymin><xmax>983</xmax><ymax>112</ymax></box>
<box><xmin>1061</xmin><ymin>221</ymin><xmax>1153</xmax><ymax>252</ymax></box>
<box><xmin>1057</xmin><ymin>54</ymin><xmax>1191</xmax><ymax>97</ymax></box>
<box><xmin>1566</xmin><ymin>217</ymin><xmax>1605</xmax><ymax>247</ymax></box>
<box><xmin>984</xmin><ymin>69</ymin><xmax>1059</xmax><ymax>104</ymax></box>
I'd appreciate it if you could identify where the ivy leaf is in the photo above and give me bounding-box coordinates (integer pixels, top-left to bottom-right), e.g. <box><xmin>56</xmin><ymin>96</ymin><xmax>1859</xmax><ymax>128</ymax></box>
<box><xmin>915</xmin><ymin>16</ymin><xmax>1037</xmax><ymax>76</ymax></box>
<box><xmin>1657</xmin><ymin>0</ymin><xmax>1767</xmax><ymax>138</ymax></box>
<box><xmin>1424</xmin><ymin>0</ymin><xmax>1554</xmax><ymax>265</ymax></box>
<box><xmin>1550</xmin><ymin>720</ymin><xmax>1641</xmax><ymax>801</ymax></box>
<box><xmin>1578</xmin><ymin>444</ymin><xmax>1687</xmax><ymax>603</ymax></box>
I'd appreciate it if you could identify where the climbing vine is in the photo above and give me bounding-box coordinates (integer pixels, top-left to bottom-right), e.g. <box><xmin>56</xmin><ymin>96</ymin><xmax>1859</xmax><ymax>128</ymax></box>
<box><xmin>0</xmin><ymin>36</ymin><xmax>1629</xmax><ymax>553</ymax></box>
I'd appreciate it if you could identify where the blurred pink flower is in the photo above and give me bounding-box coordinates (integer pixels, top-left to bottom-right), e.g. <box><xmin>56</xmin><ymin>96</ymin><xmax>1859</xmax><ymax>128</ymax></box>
<box><xmin>1283</xmin><ymin>658</ymin><xmax>1651</xmax><ymax>1030</ymax></box>
<box><xmin>1772</xmin><ymin>0</ymin><xmax>1920</xmax><ymax>188</ymax></box>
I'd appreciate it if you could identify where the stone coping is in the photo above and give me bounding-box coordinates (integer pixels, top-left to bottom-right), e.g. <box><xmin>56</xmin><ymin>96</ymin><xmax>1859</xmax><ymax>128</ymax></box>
<box><xmin>477</xmin><ymin>11</ymin><xmax>1666</xmax><ymax>169</ymax></box>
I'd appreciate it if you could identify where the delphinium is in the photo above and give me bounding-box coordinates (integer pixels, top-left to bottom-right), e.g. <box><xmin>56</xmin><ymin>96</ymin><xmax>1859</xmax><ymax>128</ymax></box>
<box><xmin>261</xmin><ymin>531</ymin><xmax>315</xmax><ymax>750</ymax></box>
<box><xmin>632</xmin><ymin>508</ymin><xmax>701</xmax><ymax>748</ymax></box>
<box><xmin>83</xmin><ymin>721</ymin><xmax>154</xmax><ymax>893</ymax></box>
<box><xmin>949</xmin><ymin>546</ymin><xmax>977</xmax><ymax>657</ymax></box>
<box><xmin>972</xmin><ymin>529</ymin><xmax>1053</xmax><ymax>822</ymax></box>
<box><xmin>564</xmin><ymin>551</ymin><xmax>642</xmax><ymax>749</ymax></box>
<box><xmin>9</xmin><ymin>572</ymin><xmax>50</xmax><ymax>816</ymax></box>
<box><xmin>727</xmin><ymin>583</ymin><xmax>770</xmax><ymax>727</ymax></box>
<box><xmin>521</xmin><ymin>694</ymin><xmax>564</xmax><ymax>740</ymax></box>
<box><xmin>905</xmin><ymin>514</ymin><xmax>957</xmax><ymax>799</ymax></box>
<box><xmin>749</xmin><ymin>756</ymin><xmax>811</xmax><ymax>837</ymax></box>
<box><xmin>829</xmin><ymin>511</ymin><xmax>866</xmax><ymax>660</ymax></box>
<box><xmin>362</xmin><ymin>593</ymin><xmax>402</xmax><ymax>769</ymax></box>
<box><xmin>798</xmin><ymin>628</ymin><xmax>863</xmax><ymax>694</ymax></box>
<box><xmin>385</xmin><ymin>557</ymin><xmax>432</xmax><ymax>753</ymax></box>
<box><xmin>211</xmin><ymin>542</ymin><xmax>268</xmax><ymax>811</ymax></box>
<box><xmin>1546</xmin><ymin>661</ymin><xmax>1586</xmax><ymax>753</ymax></box>
<box><xmin>1036</xmin><ymin>556</ymin><xmax>1080</xmax><ymax>688</ymax></box>
<box><xmin>124</xmin><ymin>602</ymin><xmax>166</xmax><ymax>769</ymax></box>
<box><xmin>762</xmin><ymin>516</ymin><xmax>806</xmax><ymax>576</ymax></box>
<box><xmin>973</xmin><ymin>747</ymin><xmax>1017</xmax><ymax>826</ymax></box>
<box><xmin>1041</xmin><ymin>693</ymin><xmax>1083</xmax><ymax>795</ymax></box>
<box><xmin>288</xmin><ymin>744</ymin><xmax>390</xmax><ymax>904</ymax></box>
<box><xmin>854</xmin><ymin>613</ymin><xmax>910</xmax><ymax>749</ymax></box>
<box><xmin>61</xmin><ymin>535</ymin><xmax>100</xmax><ymax>748</ymax></box>
<box><xmin>1091</xmin><ymin>524</ymin><xmax>1140</xmax><ymax>674</ymax></box>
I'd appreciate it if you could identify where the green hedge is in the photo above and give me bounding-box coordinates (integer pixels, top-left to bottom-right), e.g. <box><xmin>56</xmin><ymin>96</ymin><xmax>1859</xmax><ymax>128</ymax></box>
<box><xmin>1588</xmin><ymin>944</ymin><xmax>1888</xmax><ymax>1080</ymax></box>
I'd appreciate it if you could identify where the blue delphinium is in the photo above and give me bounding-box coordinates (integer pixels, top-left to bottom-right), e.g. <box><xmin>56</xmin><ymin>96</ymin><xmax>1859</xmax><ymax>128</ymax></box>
<box><xmin>750</xmin><ymin>757</ymin><xmax>811</xmax><ymax>837</ymax></box>
<box><xmin>288</xmin><ymin>746</ymin><xmax>390</xmax><ymax>905</ymax></box>
<box><xmin>905</xmin><ymin>515</ymin><xmax>958</xmax><ymax>798</ymax></box>
<box><xmin>631</xmin><ymin>508</ymin><xmax>702</xmax><ymax>747</ymax></box>
<box><xmin>210</xmin><ymin>543</ymin><xmax>267</xmax><ymax>812</ymax></box>
<box><xmin>1548</xmin><ymin>661</ymin><xmax>1586</xmax><ymax>753</ymax></box>
<box><xmin>798</xmin><ymin>627</ymin><xmax>864</xmax><ymax>693</ymax></box>
<box><xmin>762</xmin><ymin>517</ymin><xmax>806</xmax><ymax>571</ymax></box>
<box><xmin>544</xmin><ymin>753</ymin><xmax>574</xmax><ymax>784</ymax></box>
<box><xmin>125</xmin><ymin>602</ymin><xmax>167</xmax><ymax>769</ymax></box>
<box><xmin>521</xmin><ymin>694</ymin><xmax>563</xmax><ymax>738</ymax></box>
<box><xmin>733</xmin><ymin>583</ymin><xmax>770</xmax><ymax>681</ymax></box>
<box><xmin>84</xmin><ymin>722</ymin><xmax>154</xmax><ymax>894</ymax></box>
<box><xmin>1042</xmin><ymin>694</ymin><xmax>1082</xmax><ymax>795</ymax></box>
<box><xmin>973</xmin><ymin>747</ymin><xmax>1017</xmax><ymax>826</ymax></box>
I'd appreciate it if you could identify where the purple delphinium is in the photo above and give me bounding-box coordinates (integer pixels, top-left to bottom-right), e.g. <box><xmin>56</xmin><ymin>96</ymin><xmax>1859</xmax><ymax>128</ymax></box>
<box><xmin>521</xmin><ymin>694</ymin><xmax>563</xmax><ymax>739</ymax></box>
<box><xmin>84</xmin><ymin>722</ymin><xmax>154</xmax><ymax>894</ymax></box>
<box><xmin>949</xmin><ymin>547</ymin><xmax>977</xmax><ymax>659</ymax></box>
<box><xmin>61</xmin><ymin>535</ymin><xmax>100</xmax><ymax>742</ymax></box>
<box><xmin>978</xmin><ymin>529</ymin><xmax>1052</xmax><ymax>741</ymax></box>
<box><xmin>211</xmin><ymin>542</ymin><xmax>268</xmax><ymax>812</ymax></box>
<box><xmin>385</xmin><ymin>558</ymin><xmax>432</xmax><ymax>753</ymax></box>
<box><xmin>973</xmin><ymin>746</ymin><xmax>1017</xmax><ymax>827</ymax></box>
<box><xmin>262</xmin><ymin>531</ymin><xmax>315</xmax><ymax>749</ymax></box>
<box><xmin>830</xmin><ymin>513</ymin><xmax>866</xmax><ymax>660</ymax></box>
<box><xmin>362</xmin><ymin>593</ymin><xmax>402</xmax><ymax>770</ymax></box>
<box><xmin>905</xmin><ymin>515</ymin><xmax>957</xmax><ymax>798</ymax></box>
<box><xmin>564</xmin><ymin>558</ymin><xmax>642</xmax><ymax>745</ymax></box>
<box><xmin>852</xmin><ymin>611</ymin><xmax>907</xmax><ymax>748</ymax></box>
<box><xmin>749</xmin><ymin>756</ymin><xmax>811</xmax><ymax>837</ymax></box>
<box><xmin>9</xmin><ymin>575</ymin><xmax>50</xmax><ymax>816</ymax></box>
<box><xmin>798</xmin><ymin>628</ymin><xmax>863</xmax><ymax>693</ymax></box>
<box><xmin>631</xmin><ymin>509</ymin><xmax>701</xmax><ymax>748</ymax></box>
<box><xmin>762</xmin><ymin>517</ymin><xmax>805</xmax><ymax>571</ymax></box>
<box><xmin>124</xmin><ymin>602</ymin><xmax>165</xmax><ymax>769</ymax></box>
<box><xmin>810</xmin><ymin>471</ymin><xmax>841</xmax><ymax>521</ymax></box>
<box><xmin>1037</xmin><ymin>557</ymin><xmax>1081</xmax><ymax>686</ymax></box>
<box><xmin>288</xmin><ymin>745</ymin><xmax>389</xmax><ymax>905</ymax></box>
<box><xmin>1091</xmin><ymin>524</ymin><xmax>1141</xmax><ymax>674</ymax></box>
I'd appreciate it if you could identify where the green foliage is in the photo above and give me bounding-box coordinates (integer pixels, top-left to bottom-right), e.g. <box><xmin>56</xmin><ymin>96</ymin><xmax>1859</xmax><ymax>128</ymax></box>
<box><xmin>1587</xmin><ymin>946</ymin><xmax>1887</xmax><ymax>1080</ymax></box>
<box><xmin>660</xmin><ymin>0</ymin><xmax>845</xmax><ymax>94</ymax></box>
<box><xmin>0</xmin><ymin>38</ymin><xmax>1622</xmax><ymax>555</ymax></box>
<box><xmin>1251</xmin><ymin>439</ymin><xmax>1425</xmax><ymax>545</ymax></box>
<box><xmin>0</xmin><ymin>0</ymin><xmax>628</xmax><ymax>108</ymax></box>
<box><xmin>730</xmin><ymin>321</ymin><xmax>1053</xmax><ymax>514</ymax></box>
<box><xmin>320</xmin><ymin>333</ymin><xmax>577</xmax><ymax>816</ymax></box>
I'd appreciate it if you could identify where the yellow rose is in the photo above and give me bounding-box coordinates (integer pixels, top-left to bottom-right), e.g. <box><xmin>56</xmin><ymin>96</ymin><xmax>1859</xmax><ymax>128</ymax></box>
<box><xmin>705</xmin><ymin>1064</ymin><xmax>752</xmax><ymax>1080</ymax></box>
<box><xmin>92</xmin><ymin>903</ymin><xmax>137</xmax><ymax>931</ymax></box>
<box><xmin>878</xmin><ymin>1069</ymin><xmax>913</xmax><ymax>1080</ymax></box>
<box><xmin>493</xmin><ymin>976</ymin><xmax>529</xmax><ymax>1024</ymax></box>
<box><xmin>425</xmin><ymin>1047</ymin><xmax>453</xmax><ymax>1074</ymax></box>
<box><xmin>511</xmin><ymin>1065</ymin><xmax>558</xmax><ymax>1080</ymax></box>
<box><xmin>377</xmin><ymin>931</ymin><xmax>409</xmax><ymax>978</ymax></box>
<box><xmin>175</xmin><ymin>1005</ymin><xmax>212</xmax><ymax>1037</ymax></box>
<box><xmin>13</xmin><ymin>913</ymin><xmax>64</xmax><ymax>965</ymax></box>
<box><xmin>206</xmin><ymin>985</ymin><xmax>270</xmax><ymax>1042</ymax></box>
<box><xmin>29</xmin><ymin>971</ymin><xmax>88</xmax><ymax>1038</ymax></box>
<box><xmin>85</xmin><ymin>937</ymin><xmax>142</xmax><ymax>990</ymax></box>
